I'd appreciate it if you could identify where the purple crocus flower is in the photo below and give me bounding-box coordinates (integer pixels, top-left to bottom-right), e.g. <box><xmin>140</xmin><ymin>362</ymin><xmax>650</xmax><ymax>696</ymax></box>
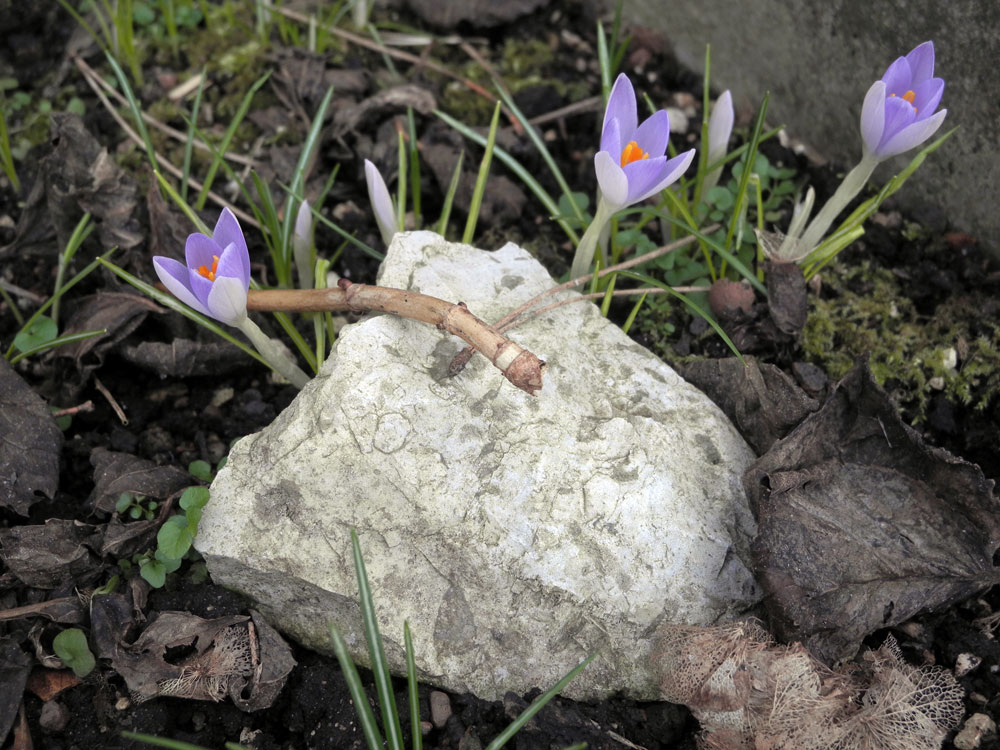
<box><xmin>595</xmin><ymin>73</ymin><xmax>695</xmax><ymax>210</ymax></box>
<box><xmin>153</xmin><ymin>207</ymin><xmax>251</xmax><ymax>326</ymax></box>
<box><xmin>860</xmin><ymin>41</ymin><xmax>947</xmax><ymax>160</ymax></box>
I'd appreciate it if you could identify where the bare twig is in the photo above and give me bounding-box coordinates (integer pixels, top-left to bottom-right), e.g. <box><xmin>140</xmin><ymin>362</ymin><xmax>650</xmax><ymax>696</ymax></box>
<box><xmin>246</xmin><ymin>280</ymin><xmax>545</xmax><ymax>395</ymax></box>
<box><xmin>50</xmin><ymin>400</ymin><xmax>95</xmax><ymax>419</ymax></box>
<box><xmin>94</xmin><ymin>377</ymin><xmax>128</xmax><ymax>424</ymax></box>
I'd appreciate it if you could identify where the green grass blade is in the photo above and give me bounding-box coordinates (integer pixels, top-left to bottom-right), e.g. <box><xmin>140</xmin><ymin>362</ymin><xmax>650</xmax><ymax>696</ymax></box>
<box><xmin>98</xmin><ymin>259</ymin><xmax>271</xmax><ymax>370</ymax></box>
<box><xmin>195</xmin><ymin>71</ymin><xmax>270</xmax><ymax>210</ymax></box>
<box><xmin>329</xmin><ymin>624</ymin><xmax>386</xmax><ymax>750</ymax></box>
<box><xmin>433</xmin><ymin>109</ymin><xmax>579</xmax><ymax>245</ymax></box>
<box><xmin>462</xmin><ymin>101</ymin><xmax>502</xmax><ymax>244</ymax></box>
<box><xmin>121</xmin><ymin>732</ymin><xmax>236</xmax><ymax>750</ymax></box>
<box><xmin>483</xmin><ymin>653</ymin><xmax>597</xmax><ymax>750</ymax></box>
<box><xmin>722</xmin><ymin>92</ymin><xmax>768</xmax><ymax>262</ymax></box>
<box><xmin>52</xmin><ymin>212</ymin><xmax>95</xmax><ymax>326</ymax></box>
<box><xmin>435</xmin><ymin>150</ymin><xmax>464</xmax><ymax>237</ymax></box>
<box><xmin>8</xmin><ymin>329</ymin><xmax>107</xmax><ymax>365</ymax></box>
<box><xmin>104</xmin><ymin>51</ymin><xmax>158</xmax><ymax>171</ymax></box>
<box><xmin>493</xmin><ymin>87</ymin><xmax>586</xmax><ymax>226</ymax></box>
<box><xmin>617</xmin><ymin>269</ymin><xmax>745</xmax><ymax>363</ymax></box>
<box><xmin>596</xmin><ymin>20</ymin><xmax>612</xmax><ymax>100</ymax></box>
<box><xmin>396</xmin><ymin>130</ymin><xmax>408</xmax><ymax>232</ymax></box>
<box><xmin>280</xmin><ymin>85</ymin><xmax>335</xmax><ymax>269</ymax></box>
<box><xmin>404</xmin><ymin>621</ymin><xmax>422</xmax><ymax>750</ymax></box>
<box><xmin>407</xmin><ymin>107</ymin><xmax>421</xmax><ymax>228</ymax></box>
<box><xmin>0</xmin><ymin>98</ymin><xmax>19</xmax><ymax>193</ymax></box>
<box><xmin>351</xmin><ymin>530</ymin><xmax>405</xmax><ymax>750</ymax></box>
<box><xmin>180</xmin><ymin>69</ymin><xmax>207</xmax><ymax>203</ymax></box>
<box><xmin>5</xmin><ymin>249</ymin><xmax>116</xmax><ymax>360</ymax></box>
<box><xmin>621</xmin><ymin>291</ymin><xmax>648</xmax><ymax>335</ymax></box>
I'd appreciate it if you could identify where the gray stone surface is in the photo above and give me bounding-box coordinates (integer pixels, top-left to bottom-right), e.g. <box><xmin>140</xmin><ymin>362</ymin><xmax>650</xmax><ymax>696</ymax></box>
<box><xmin>624</xmin><ymin>0</ymin><xmax>998</xmax><ymax>254</ymax></box>
<box><xmin>196</xmin><ymin>232</ymin><xmax>761</xmax><ymax>701</ymax></box>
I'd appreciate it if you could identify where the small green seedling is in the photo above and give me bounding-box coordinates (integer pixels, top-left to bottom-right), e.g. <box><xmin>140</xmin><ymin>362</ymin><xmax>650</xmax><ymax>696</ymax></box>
<box><xmin>52</xmin><ymin>627</ymin><xmax>96</xmax><ymax>678</ymax></box>
<box><xmin>115</xmin><ymin>491</ymin><xmax>158</xmax><ymax>521</ymax></box>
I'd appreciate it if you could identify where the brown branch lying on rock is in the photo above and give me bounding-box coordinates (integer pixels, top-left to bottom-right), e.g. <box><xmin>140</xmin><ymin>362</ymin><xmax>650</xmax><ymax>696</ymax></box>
<box><xmin>448</xmin><ymin>228</ymin><xmax>718</xmax><ymax>375</ymax></box>
<box><xmin>246</xmin><ymin>279</ymin><xmax>545</xmax><ymax>395</ymax></box>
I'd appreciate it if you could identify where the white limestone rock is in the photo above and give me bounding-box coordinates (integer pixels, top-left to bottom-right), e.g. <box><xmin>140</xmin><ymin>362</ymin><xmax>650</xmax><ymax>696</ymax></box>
<box><xmin>196</xmin><ymin>231</ymin><xmax>761</xmax><ymax>701</ymax></box>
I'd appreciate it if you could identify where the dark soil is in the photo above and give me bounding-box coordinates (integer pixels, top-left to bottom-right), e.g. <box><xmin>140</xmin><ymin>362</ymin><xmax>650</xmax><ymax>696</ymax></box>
<box><xmin>1</xmin><ymin>2</ymin><xmax>998</xmax><ymax>749</ymax></box>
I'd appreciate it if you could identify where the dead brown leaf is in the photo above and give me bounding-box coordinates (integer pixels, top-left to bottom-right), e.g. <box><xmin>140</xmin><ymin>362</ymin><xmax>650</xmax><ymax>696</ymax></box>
<box><xmin>24</xmin><ymin>668</ymin><xmax>80</xmax><ymax>702</ymax></box>
<box><xmin>56</xmin><ymin>292</ymin><xmax>163</xmax><ymax>379</ymax></box>
<box><xmin>91</xmin><ymin>598</ymin><xmax>295</xmax><ymax>710</ymax></box>
<box><xmin>0</xmin><ymin>520</ymin><xmax>104</xmax><ymax>589</ymax></box>
<box><xmin>87</xmin><ymin>447</ymin><xmax>191</xmax><ymax>514</ymax></box>
<box><xmin>0</xmin><ymin>598</ymin><xmax>83</xmax><ymax>626</ymax></box>
<box><xmin>679</xmin><ymin>356</ymin><xmax>819</xmax><ymax>455</ymax></box>
<box><xmin>0</xmin><ymin>357</ymin><xmax>63</xmax><ymax>515</ymax></box>
<box><xmin>119</xmin><ymin>339</ymin><xmax>252</xmax><ymax>378</ymax></box>
<box><xmin>41</xmin><ymin>114</ymin><xmax>143</xmax><ymax>255</ymax></box>
<box><xmin>744</xmin><ymin>360</ymin><xmax>1000</xmax><ymax>662</ymax></box>
<box><xmin>0</xmin><ymin>638</ymin><xmax>33</xmax><ymax>746</ymax></box>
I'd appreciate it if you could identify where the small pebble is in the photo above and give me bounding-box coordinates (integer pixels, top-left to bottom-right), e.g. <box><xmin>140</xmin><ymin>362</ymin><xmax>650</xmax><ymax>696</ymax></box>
<box><xmin>429</xmin><ymin>690</ymin><xmax>452</xmax><ymax>728</ymax></box>
<box><xmin>955</xmin><ymin>652</ymin><xmax>982</xmax><ymax>678</ymax></box>
<box><xmin>39</xmin><ymin>700</ymin><xmax>69</xmax><ymax>732</ymax></box>
<box><xmin>954</xmin><ymin>713</ymin><xmax>996</xmax><ymax>750</ymax></box>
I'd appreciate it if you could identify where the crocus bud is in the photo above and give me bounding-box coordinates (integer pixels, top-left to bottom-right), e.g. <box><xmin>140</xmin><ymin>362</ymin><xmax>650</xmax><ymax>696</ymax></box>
<box><xmin>364</xmin><ymin>159</ymin><xmax>398</xmax><ymax>247</ymax></box>
<box><xmin>702</xmin><ymin>89</ymin><xmax>733</xmax><ymax>195</ymax></box>
<box><xmin>293</xmin><ymin>199</ymin><xmax>314</xmax><ymax>289</ymax></box>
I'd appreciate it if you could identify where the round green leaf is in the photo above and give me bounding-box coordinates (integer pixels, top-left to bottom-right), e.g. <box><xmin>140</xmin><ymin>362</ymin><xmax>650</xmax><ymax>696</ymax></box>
<box><xmin>13</xmin><ymin>315</ymin><xmax>57</xmax><ymax>353</ymax></box>
<box><xmin>52</xmin><ymin>628</ymin><xmax>96</xmax><ymax>678</ymax></box>
<box><xmin>139</xmin><ymin>558</ymin><xmax>166</xmax><ymax>588</ymax></box>
<box><xmin>157</xmin><ymin>516</ymin><xmax>194</xmax><ymax>559</ymax></box>
<box><xmin>179</xmin><ymin>486</ymin><xmax>210</xmax><ymax>511</ymax></box>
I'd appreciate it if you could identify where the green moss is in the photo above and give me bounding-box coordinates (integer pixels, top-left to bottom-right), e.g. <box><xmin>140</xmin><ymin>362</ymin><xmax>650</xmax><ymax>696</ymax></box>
<box><xmin>438</xmin><ymin>37</ymin><xmax>590</xmax><ymax>126</ymax></box>
<box><xmin>803</xmin><ymin>259</ymin><xmax>1000</xmax><ymax>421</ymax></box>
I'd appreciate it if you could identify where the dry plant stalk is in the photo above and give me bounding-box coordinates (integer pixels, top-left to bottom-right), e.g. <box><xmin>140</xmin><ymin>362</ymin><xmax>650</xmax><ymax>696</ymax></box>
<box><xmin>247</xmin><ymin>279</ymin><xmax>545</xmax><ymax>395</ymax></box>
<box><xmin>654</xmin><ymin>620</ymin><xmax>965</xmax><ymax>750</ymax></box>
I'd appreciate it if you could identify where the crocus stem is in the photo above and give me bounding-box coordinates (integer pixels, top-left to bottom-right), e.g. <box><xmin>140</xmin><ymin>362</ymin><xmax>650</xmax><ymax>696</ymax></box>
<box><xmin>235</xmin><ymin>316</ymin><xmax>312</xmax><ymax>389</ymax></box>
<box><xmin>796</xmin><ymin>153</ymin><xmax>879</xmax><ymax>255</ymax></box>
<box><xmin>569</xmin><ymin>197</ymin><xmax>616</xmax><ymax>283</ymax></box>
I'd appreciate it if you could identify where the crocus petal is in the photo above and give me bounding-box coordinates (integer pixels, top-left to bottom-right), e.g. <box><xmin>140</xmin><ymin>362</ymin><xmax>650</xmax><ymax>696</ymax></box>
<box><xmin>600</xmin><ymin>115</ymin><xmax>623</xmax><ymax>160</ymax></box>
<box><xmin>905</xmin><ymin>41</ymin><xmax>935</xmax><ymax>83</ymax></box>
<box><xmin>184</xmin><ymin>232</ymin><xmax>221</xmax><ymax>271</ymax></box>
<box><xmin>594</xmin><ymin>149</ymin><xmax>629</xmax><ymax>208</ymax></box>
<box><xmin>879</xmin><ymin>95</ymin><xmax>917</xmax><ymax>151</ymax></box>
<box><xmin>911</xmin><ymin>77</ymin><xmax>944</xmax><ymax>121</ymax></box>
<box><xmin>206</xmin><ymin>275</ymin><xmax>248</xmax><ymax>326</ymax></box>
<box><xmin>707</xmin><ymin>90</ymin><xmax>734</xmax><ymax>162</ymax></box>
<box><xmin>364</xmin><ymin>159</ymin><xmax>397</xmax><ymax>246</ymax></box>
<box><xmin>860</xmin><ymin>81</ymin><xmax>886</xmax><ymax>156</ymax></box>
<box><xmin>876</xmin><ymin>107</ymin><xmax>947</xmax><ymax>159</ymax></box>
<box><xmin>628</xmin><ymin>149</ymin><xmax>696</xmax><ymax>204</ymax></box>
<box><xmin>632</xmin><ymin>109</ymin><xmax>671</xmax><ymax>158</ymax></box>
<box><xmin>294</xmin><ymin>200</ymin><xmax>313</xmax><ymax>243</ymax></box>
<box><xmin>187</xmin><ymin>269</ymin><xmax>216</xmax><ymax>309</ymax></box>
<box><xmin>212</xmin><ymin>208</ymin><xmax>249</xmax><ymax>279</ymax></box>
<box><xmin>214</xmin><ymin>242</ymin><xmax>251</xmax><ymax>289</ymax></box>
<box><xmin>604</xmin><ymin>73</ymin><xmax>637</xmax><ymax>141</ymax></box>
<box><xmin>153</xmin><ymin>257</ymin><xmax>212</xmax><ymax>317</ymax></box>
<box><xmin>881</xmin><ymin>56</ymin><xmax>912</xmax><ymax>95</ymax></box>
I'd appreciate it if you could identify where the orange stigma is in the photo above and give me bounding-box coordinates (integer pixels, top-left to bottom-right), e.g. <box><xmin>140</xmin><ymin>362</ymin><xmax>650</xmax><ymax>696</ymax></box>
<box><xmin>620</xmin><ymin>140</ymin><xmax>649</xmax><ymax>167</ymax></box>
<box><xmin>889</xmin><ymin>89</ymin><xmax>918</xmax><ymax>112</ymax></box>
<box><xmin>197</xmin><ymin>255</ymin><xmax>220</xmax><ymax>281</ymax></box>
